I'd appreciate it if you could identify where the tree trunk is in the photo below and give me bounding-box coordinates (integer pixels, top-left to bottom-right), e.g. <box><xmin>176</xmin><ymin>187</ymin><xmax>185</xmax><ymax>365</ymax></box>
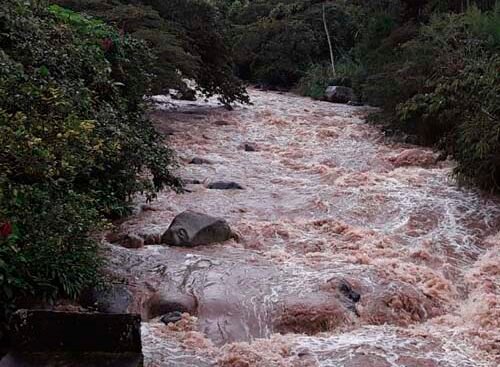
<box><xmin>323</xmin><ymin>3</ymin><xmax>336</xmax><ymax>77</ymax></box>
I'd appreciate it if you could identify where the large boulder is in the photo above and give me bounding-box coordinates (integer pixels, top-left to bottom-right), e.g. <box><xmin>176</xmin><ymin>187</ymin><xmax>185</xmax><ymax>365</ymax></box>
<box><xmin>324</xmin><ymin>86</ymin><xmax>355</xmax><ymax>104</ymax></box>
<box><xmin>160</xmin><ymin>210</ymin><xmax>233</xmax><ymax>247</ymax></box>
<box><xmin>189</xmin><ymin>157</ymin><xmax>212</xmax><ymax>165</ymax></box>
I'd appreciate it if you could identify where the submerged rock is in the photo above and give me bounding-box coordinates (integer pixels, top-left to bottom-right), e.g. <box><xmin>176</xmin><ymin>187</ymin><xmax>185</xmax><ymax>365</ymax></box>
<box><xmin>123</xmin><ymin>234</ymin><xmax>144</xmax><ymax>249</ymax></box>
<box><xmin>213</xmin><ymin>120</ymin><xmax>232</xmax><ymax>126</ymax></box>
<box><xmin>207</xmin><ymin>181</ymin><xmax>244</xmax><ymax>190</ymax></box>
<box><xmin>161</xmin><ymin>210</ymin><xmax>233</xmax><ymax>247</ymax></box>
<box><xmin>190</xmin><ymin>157</ymin><xmax>212</xmax><ymax>165</ymax></box>
<box><xmin>324</xmin><ymin>86</ymin><xmax>354</xmax><ymax>104</ymax></box>
<box><xmin>242</xmin><ymin>143</ymin><xmax>257</xmax><ymax>152</ymax></box>
<box><xmin>160</xmin><ymin>311</ymin><xmax>184</xmax><ymax>325</ymax></box>
<box><xmin>274</xmin><ymin>294</ymin><xmax>354</xmax><ymax>335</ymax></box>
<box><xmin>339</xmin><ymin>281</ymin><xmax>361</xmax><ymax>303</ymax></box>
<box><xmin>146</xmin><ymin>288</ymin><xmax>197</xmax><ymax>319</ymax></box>
<box><xmin>389</xmin><ymin>148</ymin><xmax>438</xmax><ymax>168</ymax></box>
<box><xmin>106</xmin><ymin>232</ymin><xmax>144</xmax><ymax>249</ymax></box>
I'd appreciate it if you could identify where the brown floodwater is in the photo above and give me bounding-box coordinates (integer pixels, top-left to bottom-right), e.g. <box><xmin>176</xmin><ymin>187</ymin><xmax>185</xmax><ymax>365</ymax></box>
<box><xmin>105</xmin><ymin>89</ymin><xmax>500</xmax><ymax>366</ymax></box>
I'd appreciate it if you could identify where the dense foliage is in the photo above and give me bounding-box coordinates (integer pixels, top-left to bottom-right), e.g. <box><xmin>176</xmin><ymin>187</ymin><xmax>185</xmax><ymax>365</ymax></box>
<box><xmin>346</xmin><ymin>1</ymin><xmax>500</xmax><ymax>191</ymax></box>
<box><xmin>216</xmin><ymin>0</ymin><xmax>500</xmax><ymax>192</ymax></box>
<box><xmin>0</xmin><ymin>0</ymin><xmax>180</xmax><ymax>339</ymax></box>
<box><xmin>393</xmin><ymin>8</ymin><xmax>500</xmax><ymax>190</ymax></box>
<box><xmin>54</xmin><ymin>0</ymin><xmax>249</xmax><ymax>106</ymax></box>
<box><xmin>216</xmin><ymin>0</ymin><xmax>356</xmax><ymax>87</ymax></box>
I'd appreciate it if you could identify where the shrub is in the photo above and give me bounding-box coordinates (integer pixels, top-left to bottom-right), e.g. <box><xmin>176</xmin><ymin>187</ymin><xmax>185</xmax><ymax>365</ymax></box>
<box><xmin>54</xmin><ymin>0</ymin><xmax>250</xmax><ymax>107</ymax></box>
<box><xmin>295</xmin><ymin>64</ymin><xmax>334</xmax><ymax>99</ymax></box>
<box><xmin>377</xmin><ymin>6</ymin><xmax>500</xmax><ymax>190</ymax></box>
<box><xmin>295</xmin><ymin>60</ymin><xmax>362</xmax><ymax>100</ymax></box>
<box><xmin>227</xmin><ymin>0</ymin><xmax>358</xmax><ymax>87</ymax></box>
<box><xmin>0</xmin><ymin>0</ymin><xmax>180</xmax><ymax>339</ymax></box>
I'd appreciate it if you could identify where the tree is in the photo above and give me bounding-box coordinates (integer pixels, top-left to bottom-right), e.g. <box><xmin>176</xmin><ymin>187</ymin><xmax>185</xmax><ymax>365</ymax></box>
<box><xmin>53</xmin><ymin>0</ymin><xmax>249</xmax><ymax>106</ymax></box>
<box><xmin>322</xmin><ymin>3</ymin><xmax>336</xmax><ymax>76</ymax></box>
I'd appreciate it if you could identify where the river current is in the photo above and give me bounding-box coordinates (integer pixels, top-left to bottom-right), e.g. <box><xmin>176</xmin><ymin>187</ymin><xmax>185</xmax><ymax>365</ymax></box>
<box><xmin>104</xmin><ymin>89</ymin><xmax>500</xmax><ymax>366</ymax></box>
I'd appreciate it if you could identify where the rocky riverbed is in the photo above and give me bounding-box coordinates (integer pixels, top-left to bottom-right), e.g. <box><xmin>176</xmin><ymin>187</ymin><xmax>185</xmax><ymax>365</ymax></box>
<box><xmin>104</xmin><ymin>89</ymin><xmax>500</xmax><ymax>366</ymax></box>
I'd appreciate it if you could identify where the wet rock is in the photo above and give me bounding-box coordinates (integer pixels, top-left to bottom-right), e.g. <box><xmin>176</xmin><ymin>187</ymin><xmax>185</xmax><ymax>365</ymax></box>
<box><xmin>324</xmin><ymin>86</ymin><xmax>355</xmax><ymax>104</ymax></box>
<box><xmin>160</xmin><ymin>210</ymin><xmax>233</xmax><ymax>247</ymax></box>
<box><xmin>106</xmin><ymin>232</ymin><xmax>144</xmax><ymax>249</ymax></box>
<box><xmin>242</xmin><ymin>143</ymin><xmax>257</xmax><ymax>152</ymax></box>
<box><xmin>8</xmin><ymin>310</ymin><xmax>142</xmax><ymax>353</ymax></box>
<box><xmin>207</xmin><ymin>181</ymin><xmax>244</xmax><ymax>190</ymax></box>
<box><xmin>120</xmin><ymin>234</ymin><xmax>144</xmax><ymax>249</ymax></box>
<box><xmin>339</xmin><ymin>281</ymin><xmax>361</xmax><ymax>303</ymax></box>
<box><xmin>358</xmin><ymin>282</ymin><xmax>442</xmax><ymax>326</ymax></box>
<box><xmin>213</xmin><ymin>120</ymin><xmax>231</xmax><ymax>126</ymax></box>
<box><xmin>80</xmin><ymin>284</ymin><xmax>133</xmax><ymax>314</ymax></box>
<box><xmin>171</xmin><ymin>88</ymin><xmax>196</xmax><ymax>101</ymax></box>
<box><xmin>275</xmin><ymin>294</ymin><xmax>353</xmax><ymax>335</ymax></box>
<box><xmin>141</xmin><ymin>232</ymin><xmax>161</xmax><ymax>245</ymax></box>
<box><xmin>343</xmin><ymin>353</ymin><xmax>391</xmax><ymax>367</ymax></box>
<box><xmin>146</xmin><ymin>289</ymin><xmax>197</xmax><ymax>319</ymax></box>
<box><xmin>396</xmin><ymin>356</ymin><xmax>438</xmax><ymax>367</ymax></box>
<box><xmin>138</xmin><ymin>203</ymin><xmax>157</xmax><ymax>212</ymax></box>
<box><xmin>347</xmin><ymin>100</ymin><xmax>364</xmax><ymax>106</ymax></box>
<box><xmin>160</xmin><ymin>311</ymin><xmax>183</xmax><ymax>325</ymax></box>
<box><xmin>390</xmin><ymin>148</ymin><xmax>437</xmax><ymax>168</ymax></box>
<box><xmin>190</xmin><ymin>157</ymin><xmax>212</xmax><ymax>165</ymax></box>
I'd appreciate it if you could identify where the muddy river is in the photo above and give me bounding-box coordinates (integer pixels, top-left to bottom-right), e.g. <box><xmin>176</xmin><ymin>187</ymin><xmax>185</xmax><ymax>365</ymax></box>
<box><xmin>104</xmin><ymin>89</ymin><xmax>500</xmax><ymax>366</ymax></box>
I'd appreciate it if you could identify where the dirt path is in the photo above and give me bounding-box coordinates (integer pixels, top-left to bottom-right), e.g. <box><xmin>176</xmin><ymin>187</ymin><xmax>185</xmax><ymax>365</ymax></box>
<box><xmin>105</xmin><ymin>89</ymin><xmax>500</xmax><ymax>366</ymax></box>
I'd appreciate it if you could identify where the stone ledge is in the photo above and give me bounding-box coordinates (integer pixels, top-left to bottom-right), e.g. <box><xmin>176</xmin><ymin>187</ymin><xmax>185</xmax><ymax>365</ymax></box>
<box><xmin>0</xmin><ymin>352</ymin><xmax>143</xmax><ymax>367</ymax></box>
<box><xmin>8</xmin><ymin>310</ymin><xmax>142</xmax><ymax>353</ymax></box>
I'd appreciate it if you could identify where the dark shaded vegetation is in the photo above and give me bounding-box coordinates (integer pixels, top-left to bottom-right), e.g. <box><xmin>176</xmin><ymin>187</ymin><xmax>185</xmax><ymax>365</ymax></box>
<box><xmin>54</xmin><ymin>0</ymin><xmax>249</xmax><ymax>106</ymax></box>
<box><xmin>217</xmin><ymin>0</ymin><xmax>357</xmax><ymax>87</ymax></box>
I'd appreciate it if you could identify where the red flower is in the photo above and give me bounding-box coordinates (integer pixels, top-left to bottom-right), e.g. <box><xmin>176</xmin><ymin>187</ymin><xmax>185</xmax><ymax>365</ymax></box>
<box><xmin>101</xmin><ymin>38</ymin><xmax>113</xmax><ymax>52</ymax></box>
<box><xmin>0</xmin><ymin>222</ymin><xmax>12</xmax><ymax>238</ymax></box>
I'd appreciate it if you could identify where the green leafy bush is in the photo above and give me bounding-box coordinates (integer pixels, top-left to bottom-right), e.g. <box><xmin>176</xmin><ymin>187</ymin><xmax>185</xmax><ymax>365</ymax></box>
<box><xmin>366</xmin><ymin>5</ymin><xmax>500</xmax><ymax>190</ymax></box>
<box><xmin>53</xmin><ymin>0</ymin><xmax>250</xmax><ymax>107</ymax></box>
<box><xmin>295</xmin><ymin>60</ymin><xmax>362</xmax><ymax>100</ymax></box>
<box><xmin>225</xmin><ymin>0</ymin><xmax>357</xmax><ymax>87</ymax></box>
<box><xmin>295</xmin><ymin>64</ymin><xmax>334</xmax><ymax>100</ymax></box>
<box><xmin>0</xmin><ymin>0</ymin><xmax>180</xmax><ymax>338</ymax></box>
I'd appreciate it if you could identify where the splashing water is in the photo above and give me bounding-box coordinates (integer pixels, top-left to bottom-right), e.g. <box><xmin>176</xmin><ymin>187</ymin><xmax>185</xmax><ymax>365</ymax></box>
<box><xmin>106</xmin><ymin>90</ymin><xmax>500</xmax><ymax>366</ymax></box>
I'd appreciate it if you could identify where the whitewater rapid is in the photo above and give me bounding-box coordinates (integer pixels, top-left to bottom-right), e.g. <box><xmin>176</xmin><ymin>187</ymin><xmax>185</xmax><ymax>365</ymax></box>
<box><xmin>105</xmin><ymin>89</ymin><xmax>500</xmax><ymax>366</ymax></box>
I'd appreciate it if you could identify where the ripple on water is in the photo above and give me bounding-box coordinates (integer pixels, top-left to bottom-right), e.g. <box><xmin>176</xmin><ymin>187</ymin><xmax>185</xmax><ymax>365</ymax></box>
<box><xmin>111</xmin><ymin>90</ymin><xmax>500</xmax><ymax>366</ymax></box>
